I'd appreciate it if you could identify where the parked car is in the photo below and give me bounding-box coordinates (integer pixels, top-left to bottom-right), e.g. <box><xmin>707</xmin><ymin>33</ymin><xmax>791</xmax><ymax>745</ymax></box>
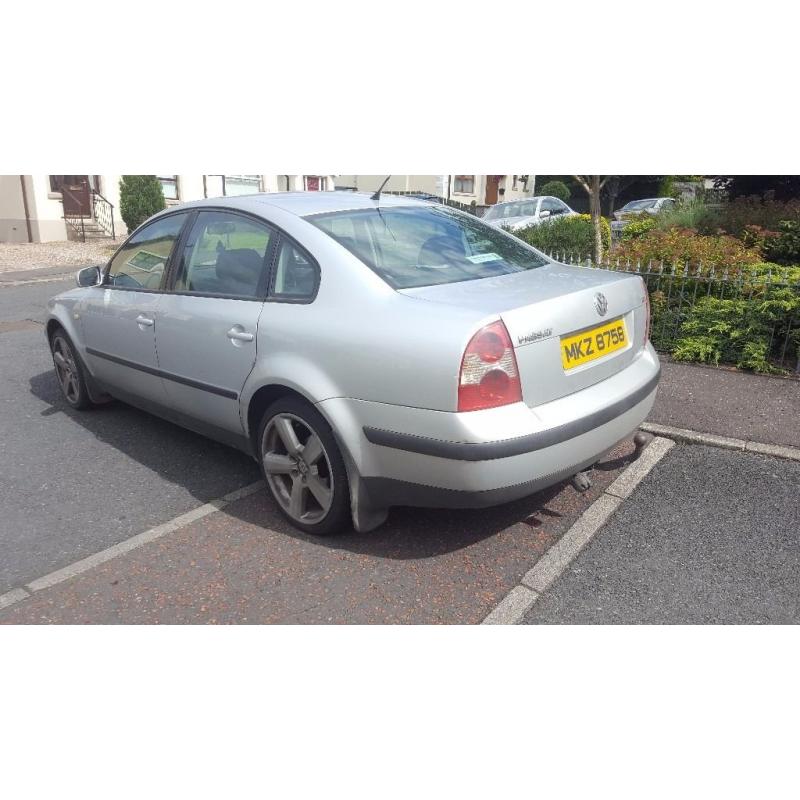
<box><xmin>611</xmin><ymin>197</ymin><xmax>676</xmax><ymax>238</ymax></box>
<box><xmin>483</xmin><ymin>195</ymin><xmax>577</xmax><ymax>231</ymax></box>
<box><xmin>47</xmin><ymin>193</ymin><xmax>660</xmax><ymax>535</ymax></box>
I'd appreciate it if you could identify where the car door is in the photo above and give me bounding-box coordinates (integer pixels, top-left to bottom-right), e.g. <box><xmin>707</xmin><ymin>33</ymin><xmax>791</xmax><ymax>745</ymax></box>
<box><xmin>81</xmin><ymin>212</ymin><xmax>189</xmax><ymax>406</ymax></box>
<box><xmin>154</xmin><ymin>209</ymin><xmax>275</xmax><ymax>438</ymax></box>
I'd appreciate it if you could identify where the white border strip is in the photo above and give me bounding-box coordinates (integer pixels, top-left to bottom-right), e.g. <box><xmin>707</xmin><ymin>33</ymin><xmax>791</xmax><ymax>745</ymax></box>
<box><xmin>641</xmin><ymin>422</ymin><xmax>800</xmax><ymax>462</ymax></box>
<box><xmin>0</xmin><ymin>481</ymin><xmax>264</xmax><ymax>609</ymax></box>
<box><xmin>482</xmin><ymin>436</ymin><xmax>676</xmax><ymax>624</ymax></box>
<box><xmin>0</xmin><ymin>273</ymin><xmax>74</xmax><ymax>288</ymax></box>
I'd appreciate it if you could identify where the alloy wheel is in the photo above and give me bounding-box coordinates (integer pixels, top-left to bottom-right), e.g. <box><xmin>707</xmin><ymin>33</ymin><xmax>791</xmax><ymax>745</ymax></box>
<box><xmin>261</xmin><ymin>412</ymin><xmax>334</xmax><ymax>524</ymax></box>
<box><xmin>52</xmin><ymin>335</ymin><xmax>80</xmax><ymax>404</ymax></box>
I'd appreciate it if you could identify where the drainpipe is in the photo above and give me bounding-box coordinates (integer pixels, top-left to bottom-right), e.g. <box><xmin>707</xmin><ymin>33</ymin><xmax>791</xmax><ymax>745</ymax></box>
<box><xmin>19</xmin><ymin>175</ymin><xmax>33</xmax><ymax>243</ymax></box>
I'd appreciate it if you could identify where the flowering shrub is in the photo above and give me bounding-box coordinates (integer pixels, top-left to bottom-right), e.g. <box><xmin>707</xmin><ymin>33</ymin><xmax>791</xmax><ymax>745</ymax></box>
<box><xmin>717</xmin><ymin>196</ymin><xmax>800</xmax><ymax>238</ymax></box>
<box><xmin>762</xmin><ymin>220</ymin><xmax>800</xmax><ymax>266</ymax></box>
<box><xmin>620</xmin><ymin>215</ymin><xmax>657</xmax><ymax>240</ymax></box>
<box><xmin>612</xmin><ymin>228</ymin><xmax>762</xmax><ymax>272</ymax></box>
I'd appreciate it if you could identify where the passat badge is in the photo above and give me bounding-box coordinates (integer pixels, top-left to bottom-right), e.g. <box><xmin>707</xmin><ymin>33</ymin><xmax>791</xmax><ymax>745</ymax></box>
<box><xmin>594</xmin><ymin>292</ymin><xmax>608</xmax><ymax>317</ymax></box>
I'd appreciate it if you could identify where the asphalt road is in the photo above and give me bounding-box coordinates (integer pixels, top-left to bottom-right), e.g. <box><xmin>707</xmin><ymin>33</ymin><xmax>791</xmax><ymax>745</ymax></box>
<box><xmin>524</xmin><ymin>444</ymin><xmax>800</xmax><ymax>624</ymax></box>
<box><xmin>0</xmin><ymin>278</ymin><xmax>259</xmax><ymax>594</ymax></box>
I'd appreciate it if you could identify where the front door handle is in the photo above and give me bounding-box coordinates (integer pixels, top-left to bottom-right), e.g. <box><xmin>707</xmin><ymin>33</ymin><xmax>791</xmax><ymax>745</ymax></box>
<box><xmin>227</xmin><ymin>327</ymin><xmax>254</xmax><ymax>343</ymax></box>
<box><xmin>136</xmin><ymin>315</ymin><xmax>154</xmax><ymax>328</ymax></box>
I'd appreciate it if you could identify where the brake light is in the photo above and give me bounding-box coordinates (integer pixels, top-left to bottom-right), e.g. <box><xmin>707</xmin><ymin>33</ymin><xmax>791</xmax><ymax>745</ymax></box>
<box><xmin>458</xmin><ymin>320</ymin><xmax>522</xmax><ymax>412</ymax></box>
<box><xmin>641</xmin><ymin>278</ymin><xmax>651</xmax><ymax>346</ymax></box>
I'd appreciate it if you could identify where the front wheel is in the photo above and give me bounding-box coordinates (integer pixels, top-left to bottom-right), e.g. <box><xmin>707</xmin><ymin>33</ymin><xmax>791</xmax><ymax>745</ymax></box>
<box><xmin>258</xmin><ymin>397</ymin><xmax>351</xmax><ymax>536</ymax></box>
<box><xmin>50</xmin><ymin>330</ymin><xmax>92</xmax><ymax>410</ymax></box>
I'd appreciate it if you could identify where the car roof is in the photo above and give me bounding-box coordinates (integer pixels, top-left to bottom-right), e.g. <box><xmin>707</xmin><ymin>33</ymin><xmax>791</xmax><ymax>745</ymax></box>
<box><xmin>163</xmin><ymin>191</ymin><xmax>432</xmax><ymax>219</ymax></box>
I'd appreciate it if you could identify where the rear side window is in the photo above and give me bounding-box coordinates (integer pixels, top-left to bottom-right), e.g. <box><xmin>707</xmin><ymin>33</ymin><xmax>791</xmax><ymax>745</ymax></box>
<box><xmin>107</xmin><ymin>213</ymin><xmax>187</xmax><ymax>289</ymax></box>
<box><xmin>270</xmin><ymin>240</ymin><xmax>318</xmax><ymax>300</ymax></box>
<box><xmin>172</xmin><ymin>211</ymin><xmax>272</xmax><ymax>299</ymax></box>
<box><xmin>307</xmin><ymin>206</ymin><xmax>547</xmax><ymax>289</ymax></box>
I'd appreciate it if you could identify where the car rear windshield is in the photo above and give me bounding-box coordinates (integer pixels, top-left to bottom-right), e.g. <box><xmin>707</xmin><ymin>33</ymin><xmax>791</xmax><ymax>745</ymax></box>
<box><xmin>306</xmin><ymin>206</ymin><xmax>548</xmax><ymax>289</ymax></box>
<box><xmin>622</xmin><ymin>199</ymin><xmax>659</xmax><ymax>211</ymax></box>
<box><xmin>482</xmin><ymin>200</ymin><xmax>537</xmax><ymax>221</ymax></box>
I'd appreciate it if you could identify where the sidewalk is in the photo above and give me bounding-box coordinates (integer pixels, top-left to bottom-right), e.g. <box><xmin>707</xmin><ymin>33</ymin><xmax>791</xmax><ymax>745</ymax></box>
<box><xmin>650</xmin><ymin>359</ymin><xmax>800</xmax><ymax>448</ymax></box>
<box><xmin>0</xmin><ymin>240</ymin><xmax>119</xmax><ymax>275</ymax></box>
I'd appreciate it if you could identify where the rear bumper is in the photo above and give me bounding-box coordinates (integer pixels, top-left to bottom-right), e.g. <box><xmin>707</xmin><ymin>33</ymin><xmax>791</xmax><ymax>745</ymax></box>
<box><xmin>363</xmin><ymin>368</ymin><xmax>658</xmax><ymax>461</ymax></box>
<box><xmin>318</xmin><ymin>344</ymin><xmax>660</xmax><ymax>509</ymax></box>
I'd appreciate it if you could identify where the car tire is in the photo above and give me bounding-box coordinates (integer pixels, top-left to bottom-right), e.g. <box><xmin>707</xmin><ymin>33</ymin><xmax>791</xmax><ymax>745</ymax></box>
<box><xmin>50</xmin><ymin>328</ymin><xmax>92</xmax><ymax>411</ymax></box>
<box><xmin>257</xmin><ymin>396</ymin><xmax>351</xmax><ymax>536</ymax></box>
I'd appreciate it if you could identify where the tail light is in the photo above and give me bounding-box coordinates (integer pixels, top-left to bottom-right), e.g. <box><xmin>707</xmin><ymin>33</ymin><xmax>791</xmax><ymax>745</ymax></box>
<box><xmin>458</xmin><ymin>320</ymin><xmax>522</xmax><ymax>412</ymax></box>
<box><xmin>641</xmin><ymin>278</ymin><xmax>651</xmax><ymax>346</ymax></box>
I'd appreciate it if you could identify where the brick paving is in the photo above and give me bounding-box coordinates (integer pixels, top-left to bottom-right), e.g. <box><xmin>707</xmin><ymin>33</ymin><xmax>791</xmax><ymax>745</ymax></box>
<box><xmin>0</xmin><ymin>440</ymin><xmax>639</xmax><ymax>624</ymax></box>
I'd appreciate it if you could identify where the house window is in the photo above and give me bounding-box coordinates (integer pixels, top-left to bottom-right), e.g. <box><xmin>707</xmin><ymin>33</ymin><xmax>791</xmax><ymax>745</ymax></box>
<box><xmin>453</xmin><ymin>175</ymin><xmax>475</xmax><ymax>194</ymax></box>
<box><xmin>222</xmin><ymin>175</ymin><xmax>262</xmax><ymax>196</ymax></box>
<box><xmin>49</xmin><ymin>175</ymin><xmax>88</xmax><ymax>193</ymax></box>
<box><xmin>158</xmin><ymin>175</ymin><xmax>179</xmax><ymax>200</ymax></box>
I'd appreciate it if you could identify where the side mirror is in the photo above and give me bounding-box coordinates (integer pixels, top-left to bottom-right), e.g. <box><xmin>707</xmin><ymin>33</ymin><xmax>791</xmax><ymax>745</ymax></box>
<box><xmin>76</xmin><ymin>265</ymin><xmax>103</xmax><ymax>287</ymax></box>
<box><xmin>539</xmin><ymin>209</ymin><xmax>551</xmax><ymax>219</ymax></box>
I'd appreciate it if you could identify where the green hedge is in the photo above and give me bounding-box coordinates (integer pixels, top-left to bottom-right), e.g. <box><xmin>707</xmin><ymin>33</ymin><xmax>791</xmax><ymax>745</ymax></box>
<box><xmin>514</xmin><ymin>214</ymin><xmax>610</xmax><ymax>259</ymax></box>
<box><xmin>659</xmin><ymin>263</ymin><xmax>800</xmax><ymax>374</ymax></box>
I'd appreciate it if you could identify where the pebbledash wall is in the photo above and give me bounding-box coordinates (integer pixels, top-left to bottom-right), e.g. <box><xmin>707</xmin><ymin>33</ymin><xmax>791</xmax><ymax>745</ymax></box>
<box><xmin>333</xmin><ymin>175</ymin><xmax>537</xmax><ymax>206</ymax></box>
<box><xmin>0</xmin><ymin>175</ymin><xmax>336</xmax><ymax>243</ymax></box>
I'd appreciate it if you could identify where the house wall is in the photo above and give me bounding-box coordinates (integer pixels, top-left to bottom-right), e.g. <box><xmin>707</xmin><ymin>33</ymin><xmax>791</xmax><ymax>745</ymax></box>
<box><xmin>334</xmin><ymin>175</ymin><xmax>445</xmax><ymax>195</ymax></box>
<box><xmin>0</xmin><ymin>174</ymin><xmax>335</xmax><ymax>242</ymax></box>
<box><xmin>0</xmin><ymin>176</ymin><xmax>30</xmax><ymax>242</ymax></box>
<box><xmin>333</xmin><ymin>175</ymin><xmax>536</xmax><ymax>205</ymax></box>
<box><xmin>25</xmin><ymin>175</ymin><xmax>71</xmax><ymax>242</ymax></box>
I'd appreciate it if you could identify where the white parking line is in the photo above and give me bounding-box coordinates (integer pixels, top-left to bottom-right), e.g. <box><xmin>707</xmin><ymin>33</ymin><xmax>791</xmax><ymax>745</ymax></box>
<box><xmin>0</xmin><ymin>273</ymin><xmax>74</xmax><ymax>288</ymax></box>
<box><xmin>482</xmin><ymin>436</ymin><xmax>676</xmax><ymax>624</ymax></box>
<box><xmin>0</xmin><ymin>481</ymin><xmax>264</xmax><ymax>611</ymax></box>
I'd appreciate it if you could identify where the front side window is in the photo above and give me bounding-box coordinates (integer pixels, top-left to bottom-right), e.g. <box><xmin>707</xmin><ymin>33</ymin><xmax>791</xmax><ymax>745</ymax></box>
<box><xmin>271</xmin><ymin>240</ymin><xmax>318</xmax><ymax>300</ymax></box>
<box><xmin>171</xmin><ymin>211</ymin><xmax>272</xmax><ymax>299</ymax></box>
<box><xmin>158</xmin><ymin>175</ymin><xmax>179</xmax><ymax>200</ymax></box>
<box><xmin>541</xmin><ymin>197</ymin><xmax>566</xmax><ymax>215</ymax></box>
<box><xmin>453</xmin><ymin>175</ymin><xmax>475</xmax><ymax>194</ymax></box>
<box><xmin>107</xmin><ymin>213</ymin><xmax>187</xmax><ymax>289</ymax></box>
<box><xmin>308</xmin><ymin>206</ymin><xmax>547</xmax><ymax>289</ymax></box>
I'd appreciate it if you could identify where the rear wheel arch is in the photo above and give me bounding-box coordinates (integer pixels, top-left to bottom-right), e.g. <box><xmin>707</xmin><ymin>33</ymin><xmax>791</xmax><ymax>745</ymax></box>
<box><xmin>246</xmin><ymin>384</ymin><xmax>320</xmax><ymax>452</ymax></box>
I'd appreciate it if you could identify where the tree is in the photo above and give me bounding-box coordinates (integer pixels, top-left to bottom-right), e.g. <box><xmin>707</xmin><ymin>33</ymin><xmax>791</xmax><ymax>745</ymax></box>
<box><xmin>119</xmin><ymin>175</ymin><xmax>166</xmax><ymax>234</ymax></box>
<box><xmin>539</xmin><ymin>180</ymin><xmax>571</xmax><ymax>201</ymax></box>
<box><xmin>713</xmin><ymin>175</ymin><xmax>800</xmax><ymax>201</ymax></box>
<box><xmin>573</xmin><ymin>175</ymin><xmax>611</xmax><ymax>264</ymax></box>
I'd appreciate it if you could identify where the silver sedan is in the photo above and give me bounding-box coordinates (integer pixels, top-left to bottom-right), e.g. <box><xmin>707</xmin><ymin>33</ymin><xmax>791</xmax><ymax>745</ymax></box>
<box><xmin>482</xmin><ymin>195</ymin><xmax>577</xmax><ymax>231</ymax></box>
<box><xmin>47</xmin><ymin>192</ymin><xmax>659</xmax><ymax>535</ymax></box>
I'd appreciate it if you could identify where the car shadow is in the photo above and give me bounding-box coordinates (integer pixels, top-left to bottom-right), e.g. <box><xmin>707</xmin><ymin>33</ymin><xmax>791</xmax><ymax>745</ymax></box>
<box><xmin>30</xmin><ymin>368</ymin><xmax>636</xmax><ymax>561</ymax></box>
<box><xmin>29</xmin><ymin>369</ymin><xmax>261</xmax><ymax>502</ymax></box>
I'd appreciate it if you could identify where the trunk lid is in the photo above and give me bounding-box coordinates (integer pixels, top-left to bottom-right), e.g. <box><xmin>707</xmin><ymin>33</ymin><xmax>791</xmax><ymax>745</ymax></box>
<box><xmin>400</xmin><ymin>262</ymin><xmax>648</xmax><ymax>407</ymax></box>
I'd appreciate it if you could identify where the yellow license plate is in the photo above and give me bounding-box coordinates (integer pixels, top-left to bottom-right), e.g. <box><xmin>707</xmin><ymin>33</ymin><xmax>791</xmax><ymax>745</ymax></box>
<box><xmin>561</xmin><ymin>318</ymin><xmax>628</xmax><ymax>370</ymax></box>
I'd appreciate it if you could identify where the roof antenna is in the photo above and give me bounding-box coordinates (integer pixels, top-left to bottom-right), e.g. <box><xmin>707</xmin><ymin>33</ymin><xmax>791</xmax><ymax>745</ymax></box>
<box><xmin>371</xmin><ymin>175</ymin><xmax>392</xmax><ymax>202</ymax></box>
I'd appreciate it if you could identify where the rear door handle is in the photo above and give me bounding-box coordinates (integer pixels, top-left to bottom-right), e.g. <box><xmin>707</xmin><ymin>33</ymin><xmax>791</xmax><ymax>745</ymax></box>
<box><xmin>227</xmin><ymin>327</ymin><xmax>254</xmax><ymax>342</ymax></box>
<box><xmin>136</xmin><ymin>315</ymin><xmax>154</xmax><ymax>328</ymax></box>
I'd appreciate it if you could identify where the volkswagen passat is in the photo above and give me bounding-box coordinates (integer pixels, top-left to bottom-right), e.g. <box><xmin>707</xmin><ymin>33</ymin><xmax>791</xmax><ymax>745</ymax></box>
<box><xmin>482</xmin><ymin>195</ymin><xmax>577</xmax><ymax>231</ymax></box>
<box><xmin>47</xmin><ymin>192</ymin><xmax>659</xmax><ymax>535</ymax></box>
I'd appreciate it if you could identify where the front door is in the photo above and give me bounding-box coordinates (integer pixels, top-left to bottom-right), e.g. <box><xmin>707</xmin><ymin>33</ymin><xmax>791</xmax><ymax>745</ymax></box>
<box><xmin>81</xmin><ymin>213</ymin><xmax>189</xmax><ymax>405</ymax></box>
<box><xmin>155</xmin><ymin>210</ymin><xmax>275</xmax><ymax>437</ymax></box>
<box><xmin>60</xmin><ymin>176</ymin><xmax>91</xmax><ymax>216</ymax></box>
<box><xmin>485</xmin><ymin>175</ymin><xmax>503</xmax><ymax>206</ymax></box>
